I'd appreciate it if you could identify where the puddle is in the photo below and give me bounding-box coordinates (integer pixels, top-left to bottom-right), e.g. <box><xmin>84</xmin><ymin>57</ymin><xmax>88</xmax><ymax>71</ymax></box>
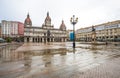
<box><xmin>0</xmin><ymin>42</ymin><xmax>120</xmax><ymax>78</ymax></box>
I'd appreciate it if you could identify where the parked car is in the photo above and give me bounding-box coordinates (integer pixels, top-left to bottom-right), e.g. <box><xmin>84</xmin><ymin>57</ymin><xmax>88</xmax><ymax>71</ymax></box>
<box><xmin>0</xmin><ymin>38</ymin><xmax>6</xmax><ymax>43</ymax></box>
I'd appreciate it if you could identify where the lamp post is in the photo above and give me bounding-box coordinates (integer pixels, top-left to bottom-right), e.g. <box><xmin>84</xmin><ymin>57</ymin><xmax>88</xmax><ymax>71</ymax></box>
<box><xmin>70</xmin><ymin>15</ymin><xmax>78</xmax><ymax>48</ymax></box>
<box><xmin>92</xmin><ymin>26</ymin><xmax>96</xmax><ymax>43</ymax></box>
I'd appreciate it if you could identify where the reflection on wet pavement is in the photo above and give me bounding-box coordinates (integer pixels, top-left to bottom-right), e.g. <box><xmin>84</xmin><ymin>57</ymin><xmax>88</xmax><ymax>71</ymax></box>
<box><xmin>0</xmin><ymin>42</ymin><xmax>120</xmax><ymax>78</ymax></box>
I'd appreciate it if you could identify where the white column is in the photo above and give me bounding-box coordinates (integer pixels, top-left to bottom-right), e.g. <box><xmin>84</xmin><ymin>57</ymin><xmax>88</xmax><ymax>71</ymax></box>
<box><xmin>62</xmin><ymin>38</ymin><xmax>64</xmax><ymax>42</ymax></box>
<box><xmin>24</xmin><ymin>37</ymin><xmax>27</xmax><ymax>42</ymax></box>
<box><xmin>42</xmin><ymin>38</ymin><xmax>44</xmax><ymax>42</ymax></box>
<box><xmin>50</xmin><ymin>38</ymin><xmax>51</xmax><ymax>42</ymax></box>
<box><xmin>40</xmin><ymin>38</ymin><xmax>42</xmax><ymax>42</ymax></box>
<box><xmin>65</xmin><ymin>38</ymin><xmax>67</xmax><ymax>42</ymax></box>
<box><xmin>38</xmin><ymin>37</ymin><xmax>40</xmax><ymax>42</ymax></box>
<box><xmin>30</xmin><ymin>37</ymin><xmax>32</xmax><ymax>42</ymax></box>
<box><xmin>53</xmin><ymin>38</ymin><xmax>54</xmax><ymax>42</ymax></box>
<box><xmin>46</xmin><ymin>38</ymin><xmax>47</xmax><ymax>42</ymax></box>
<box><xmin>37</xmin><ymin>38</ymin><xmax>38</xmax><ymax>42</ymax></box>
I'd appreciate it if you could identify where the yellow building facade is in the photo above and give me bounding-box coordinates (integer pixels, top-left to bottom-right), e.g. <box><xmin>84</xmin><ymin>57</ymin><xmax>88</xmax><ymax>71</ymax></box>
<box><xmin>76</xmin><ymin>20</ymin><xmax>120</xmax><ymax>42</ymax></box>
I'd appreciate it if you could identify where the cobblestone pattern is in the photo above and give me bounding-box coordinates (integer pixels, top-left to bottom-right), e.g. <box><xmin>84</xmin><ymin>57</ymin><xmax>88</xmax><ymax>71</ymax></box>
<box><xmin>18</xmin><ymin>57</ymin><xmax>120</xmax><ymax>78</ymax></box>
<box><xmin>52</xmin><ymin>58</ymin><xmax>118</xmax><ymax>78</ymax></box>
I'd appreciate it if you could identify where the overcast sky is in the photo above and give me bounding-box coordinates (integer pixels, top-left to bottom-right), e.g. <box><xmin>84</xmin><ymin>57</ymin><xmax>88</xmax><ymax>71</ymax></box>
<box><xmin>0</xmin><ymin>0</ymin><xmax>120</xmax><ymax>30</ymax></box>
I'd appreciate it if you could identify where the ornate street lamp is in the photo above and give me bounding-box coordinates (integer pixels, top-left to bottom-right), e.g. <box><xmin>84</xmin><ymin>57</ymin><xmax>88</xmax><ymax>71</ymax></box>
<box><xmin>70</xmin><ymin>15</ymin><xmax>78</xmax><ymax>48</ymax></box>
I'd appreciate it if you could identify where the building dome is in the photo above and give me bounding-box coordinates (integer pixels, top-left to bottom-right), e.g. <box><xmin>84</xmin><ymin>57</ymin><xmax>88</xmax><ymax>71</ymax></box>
<box><xmin>24</xmin><ymin>13</ymin><xmax>32</xmax><ymax>27</ymax></box>
<box><xmin>60</xmin><ymin>20</ymin><xmax>66</xmax><ymax>31</ymax></box>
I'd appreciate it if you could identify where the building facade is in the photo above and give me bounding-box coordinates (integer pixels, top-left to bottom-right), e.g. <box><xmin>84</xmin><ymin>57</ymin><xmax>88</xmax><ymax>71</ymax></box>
<box><xmin>18</xmin><ymin>22</ymin><xmax>24</xmax><ymax>36</ymax></box>
<box><xmin>76</xmin><ymin>20</ymin><xmax>120</xmax><ymax>42</ymax></box>
<box><xmin>1</xmin><ymin>20</ymin><xmax>24</xmax><ymax>40</ymax></box>
<box><xmin>24</xmin><ymin>12</ymin><xmax>67</xmax><ymax>43</ymax></box>
<box><xmin>1</xmin><ymin>20</ymin><xmax>18</xmax><ymax>38</ymax></box>
<box><xmin>0</xmin><ymin>23</ymin><xmax>1</xmax><ymax>38</ymax></box>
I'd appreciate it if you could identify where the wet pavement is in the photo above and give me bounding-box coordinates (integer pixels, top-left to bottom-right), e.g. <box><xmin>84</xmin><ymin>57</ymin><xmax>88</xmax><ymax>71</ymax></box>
<box><xmin>0</xmin><ymin>42</ymin><xmax>120</xmax><ymax>78</ymax></box>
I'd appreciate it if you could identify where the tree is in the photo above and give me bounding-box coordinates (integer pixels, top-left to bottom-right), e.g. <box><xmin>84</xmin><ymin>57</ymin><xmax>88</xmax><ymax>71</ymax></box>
<box><xmin>6</xmin><ymin>37</ymin><xmax>12</xmax><ymax>43</ymax></box>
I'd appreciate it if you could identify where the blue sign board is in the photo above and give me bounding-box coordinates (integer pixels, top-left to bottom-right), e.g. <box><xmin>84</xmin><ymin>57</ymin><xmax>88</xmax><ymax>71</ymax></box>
<box><xmin>70</xmin><ymin>32</ymin><xmax>74</xmax><ymax>41</ymax></box>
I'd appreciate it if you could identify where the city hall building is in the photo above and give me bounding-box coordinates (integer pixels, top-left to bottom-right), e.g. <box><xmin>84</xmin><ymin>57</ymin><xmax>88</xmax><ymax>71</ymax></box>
<box><xmin>76</xmin><ymin>20</ymin><xmax>120</xmax><ymax>42</ymax></box>
<box><xmin>24</xmin><ymin>12</ymin><xmax>67</xmax><ymax>42</ymax></box>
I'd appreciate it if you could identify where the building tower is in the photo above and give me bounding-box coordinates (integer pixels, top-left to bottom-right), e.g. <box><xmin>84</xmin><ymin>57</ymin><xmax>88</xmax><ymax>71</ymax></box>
<box><xmin>60</xmin><ymin>20</ymin><xmax>66</xmax><ymax>31</ymax></box>
<box><xmin>24</xmin><ymin>13</ymin><xmax>32</xmax><ymax>27</ymax></box>
<box><xmin>42</xmin><ymin>12</ymin><xmax>54</xmax><ymax>29</ymax></box>
<box><xmin>45</xmin><ymin>12</ymin><xmax>51</xmax><ymax>26</ymax></box>
<box><xmin>24</xmin><ymin>13</ymin><xmax>32</xmax><ymax>42</ymax></box>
